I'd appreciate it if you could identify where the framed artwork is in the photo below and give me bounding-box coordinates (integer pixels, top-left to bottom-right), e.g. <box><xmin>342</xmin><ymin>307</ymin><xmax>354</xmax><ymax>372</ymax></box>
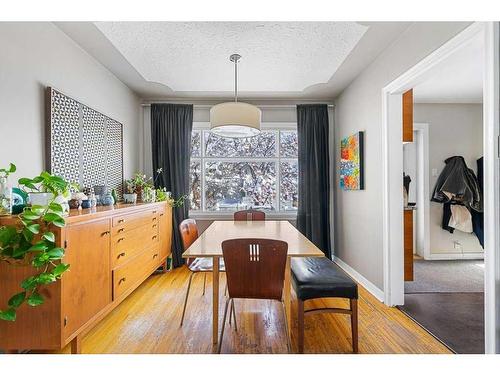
<box><xmin>340</xmin><ymin>131</ymin><xmax>364</xmax><ymax>190</ymax></box>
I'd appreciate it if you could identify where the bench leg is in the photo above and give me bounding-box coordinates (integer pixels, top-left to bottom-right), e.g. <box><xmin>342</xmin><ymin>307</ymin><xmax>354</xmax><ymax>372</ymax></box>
<box><xmin>298</xmin><ymin>298</ymin><xmax>304</xmax><ymax>354</ymax></box>
<box><xmin>350</xmin><ymin>299</ymin><xmax>358</xmax><ymax>353</ymax></box>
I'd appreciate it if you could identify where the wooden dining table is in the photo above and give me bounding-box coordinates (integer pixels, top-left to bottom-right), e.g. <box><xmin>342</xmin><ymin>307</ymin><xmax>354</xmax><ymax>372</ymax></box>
<box><xmin>182</xmin><ymin>220</ymin><xmax>325</xmax><ymax>346</ymax></box>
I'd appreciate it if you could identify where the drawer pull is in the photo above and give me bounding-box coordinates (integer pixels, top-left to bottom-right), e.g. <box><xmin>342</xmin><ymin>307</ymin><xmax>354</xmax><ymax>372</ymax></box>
<box><xmin>118</xmin><ymin>219</ymin><xmax>125</xmax><ymax>223</ymax></box>
<box><xmin>117</xmin><ymin>252</ymin><xmax>126</xmax><ymax>258</ymax></box>
<box><xmin>152</xmin><ymin>217</ymin><xmax>157</xmax><ymax>221</ymax></box>
<box><xmin>152</xmin><ymin>210</ymin><xmax>157</xmax><ymax>214</ymax></box>
<box><xmin>118</xmin><ymin>228</ymin><xmax>125</xmax><ymax>233</ymax></box>
<box><xmin>153</xmin><ymin>254</ymin><xmax>158</xmax><ymax>259</ymax></box>
<box><xmin>101</xmin><ymin>231</ymin><xmax>110</xmax><ymax>236</ymax></box>
<box><xmin>152</xmin><ymin>235</ymin><xmax>157</xmax><ymax>240</ymax></box>
<box><xmin>152</xmin><ymin>224</ymin><xmax>157</xmax><ymax>228</ymax></box>
<box><xmin>160</xmin><ymin>213</ymin><xmax>164</xmax><ymax>217</ymax></box>
<box><xmin>117</xmin><ymin>237</ymin><xmax>125</xmax><ymax>242</ymax></box>
<box><xmin>118</xmin><ymin>277</ymin><xmax>126</xmax><ymax>284</ymax></box>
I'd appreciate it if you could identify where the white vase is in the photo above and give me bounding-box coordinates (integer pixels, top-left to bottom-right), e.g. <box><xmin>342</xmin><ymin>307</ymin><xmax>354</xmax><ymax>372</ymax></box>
<box><xmin>28</xmin><ymin>193</ymin><xmax>69</xmax><ymax>215</ymax></box>
<box><xmin>28</xmin><ymin>192</ymin><xmax>54</xmax><ymax>207</ymax></box>
<box><xmin>0</xmin><ymin>176</ymin><xmax>12</xmax><ymax>216</ymax></box>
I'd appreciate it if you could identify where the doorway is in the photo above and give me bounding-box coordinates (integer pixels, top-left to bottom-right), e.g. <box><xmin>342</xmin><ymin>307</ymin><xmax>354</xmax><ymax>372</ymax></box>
<box><xmin>381</xmin><ymin>22</ymin><xmax>500</xmax><ymax>353</ymax></box>
<box><xmin>401</xmin><ymin>102</ymin><xmax>485</xmax><ymax>353</ymax></box>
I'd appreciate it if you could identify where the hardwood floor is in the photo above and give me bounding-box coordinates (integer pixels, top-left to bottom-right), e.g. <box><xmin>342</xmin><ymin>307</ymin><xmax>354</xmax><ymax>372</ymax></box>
<box><xmin>47</xmin><ymin>266</ymin><xmax>450</xmax><ymax>354</ymax></box>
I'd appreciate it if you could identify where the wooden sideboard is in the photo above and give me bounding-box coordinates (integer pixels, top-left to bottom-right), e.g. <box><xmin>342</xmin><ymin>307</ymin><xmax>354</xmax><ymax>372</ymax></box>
<box><xmin>0</xmin><ymin>202</ymin><xmax>172</xmax><ymax>353</ymax></box>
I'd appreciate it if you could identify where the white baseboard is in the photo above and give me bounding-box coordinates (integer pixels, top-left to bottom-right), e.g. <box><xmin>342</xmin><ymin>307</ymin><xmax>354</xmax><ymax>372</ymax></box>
<box><xmin>332</xmin><ymin>256</ymin><xmax>385</xmax><ymax>302</ymax></box>
<box><xmin>425</xmin><ymin>252</ymin><xmax>484</xmax><ymax>260</ymax></box>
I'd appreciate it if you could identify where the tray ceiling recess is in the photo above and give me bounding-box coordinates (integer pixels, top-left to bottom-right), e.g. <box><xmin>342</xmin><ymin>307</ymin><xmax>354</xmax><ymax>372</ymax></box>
<box><xmin>94</xmin><ymin>22</ymin><xmax>368</xmax><ymax>95</ymax></box>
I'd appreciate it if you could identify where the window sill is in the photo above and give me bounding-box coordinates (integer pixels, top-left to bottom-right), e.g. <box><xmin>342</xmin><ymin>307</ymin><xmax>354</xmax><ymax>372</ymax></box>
<box><xmin>188</xmin><ymin>211</ymin><xmax>297</xmax><ymax>221</ymax></box>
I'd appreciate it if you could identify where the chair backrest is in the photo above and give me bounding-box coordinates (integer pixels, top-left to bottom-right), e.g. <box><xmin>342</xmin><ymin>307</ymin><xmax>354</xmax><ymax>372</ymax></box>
<box><xmin>233</xmin><ymin>209</ymin><xmax>266</xmax><ymax>221</ymax></box>
<box><xmin>179</xmin><ymin>219</ymin><xmax>199</xmax><ymax>266</ymax></box>
<box><xmin>222</xmin><ymin>238</ymin><xmax>288</xmax><ymax>301</ymax></box>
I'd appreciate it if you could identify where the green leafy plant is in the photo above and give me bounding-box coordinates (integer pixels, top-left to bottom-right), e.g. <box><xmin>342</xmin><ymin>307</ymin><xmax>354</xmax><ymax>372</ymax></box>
<box><xmin>18</xmin><ymin>171</ymin><xmax>77</xmax><ymax>200</ymax></box>
<box><xmin>0</xmin><ymin>165</ymin><xmax>71</xmax><ymax>321</ymax></box>
<box><xmin>155</xmin><ymin>188</ymin><xmax>169</xmax><ymax>202</ymax></box>
<box><xmin>130</xmin><ymin>172</ymin><xmax>153</xmax><ymax>191</ymax></box>
<box><xmin>169</xmin><ymin>194</ymin><xmax>189</xmax><ymax>208</ymax></box>
<box><xmin>0</xmin><ymin>163</ymin><xmax>16</xmax><ymax>178</ymax></box>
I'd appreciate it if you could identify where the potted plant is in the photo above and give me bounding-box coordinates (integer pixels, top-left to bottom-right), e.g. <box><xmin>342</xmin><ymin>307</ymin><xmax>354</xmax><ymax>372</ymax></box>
<box><xmin>123</xmin><ymin>179</ymin><xmax>137</xmax><ymax>204</ymax></box>
<box><xmin>0</xmin><ymin>165</ymin><xmax>70</xmax><ymax>321</ymax></box>
<box><xmin>20</xmin><ymin>172</ymin><xmax>77</xmax><ymax>215</ymax></box>
<box><xmin>130</xmin><ymin>173</ymin><xmax>151</xmax><ymax>201</ymax></box>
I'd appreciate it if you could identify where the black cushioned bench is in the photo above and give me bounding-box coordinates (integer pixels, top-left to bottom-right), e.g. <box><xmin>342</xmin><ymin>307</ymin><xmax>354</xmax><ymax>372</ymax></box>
<box><xmin>291</xmin><ymin>257</ymin><xmax>359</xmax><ymax>353</ymax></box>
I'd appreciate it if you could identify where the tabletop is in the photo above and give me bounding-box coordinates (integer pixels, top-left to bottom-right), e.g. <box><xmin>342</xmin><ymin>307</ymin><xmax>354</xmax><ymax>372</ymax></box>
<box><xmin>182</xmin><ymin>220</ymin><xmax>325</xmax><ymax>258</ymax></box>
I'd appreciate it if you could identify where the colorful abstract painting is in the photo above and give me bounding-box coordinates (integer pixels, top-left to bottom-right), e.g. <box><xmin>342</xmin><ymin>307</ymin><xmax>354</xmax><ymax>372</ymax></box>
<box><xmin>340</xmin><ymin>131</ymin><xmax>364</xmax><ymax>190</ymax></box>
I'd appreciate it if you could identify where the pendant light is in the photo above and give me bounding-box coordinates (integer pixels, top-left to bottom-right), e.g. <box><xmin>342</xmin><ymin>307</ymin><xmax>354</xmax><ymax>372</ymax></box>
<box><xmin>210</xmin><ymin>54</ymin><xmax>261</xmax><ymax>138</ymax></box>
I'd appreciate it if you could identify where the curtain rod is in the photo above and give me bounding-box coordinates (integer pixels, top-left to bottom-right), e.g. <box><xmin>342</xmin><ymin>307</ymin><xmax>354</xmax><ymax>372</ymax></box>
<box><xmin>141</xmin><ymin>103</ymin><xmax>334</xmax><ymax>108</ymax></box>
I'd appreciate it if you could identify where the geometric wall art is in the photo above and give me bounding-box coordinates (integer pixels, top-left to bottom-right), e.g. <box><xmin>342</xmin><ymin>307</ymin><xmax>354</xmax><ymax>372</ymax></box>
<box><xmin>340</xmin><ymin>131</ymin><xmax>364</xmax><ymax>190</ymax></box>
<box><xmin>46</xmin><ymin>87</ymin><xmax>124</xmax><ymax>197</ymax></box>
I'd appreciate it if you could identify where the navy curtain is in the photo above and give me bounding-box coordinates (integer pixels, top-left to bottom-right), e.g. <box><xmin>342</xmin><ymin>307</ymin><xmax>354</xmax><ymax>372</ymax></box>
<box><xmin>296</xmin><ymin>104</ymin><xmax>331</xmax><ymax>258</ymax></box>
<box><xmin>151</xmin><ymin>103</ymin><xmax>193</xmax><ymax>267</ymax></box>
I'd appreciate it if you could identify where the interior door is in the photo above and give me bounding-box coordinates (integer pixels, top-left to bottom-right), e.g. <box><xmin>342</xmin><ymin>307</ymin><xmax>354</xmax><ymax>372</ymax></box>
<box><xmin>61</xmin><ymin>218</ymin><xmax>111</xmax><ymax>339</ymax></box>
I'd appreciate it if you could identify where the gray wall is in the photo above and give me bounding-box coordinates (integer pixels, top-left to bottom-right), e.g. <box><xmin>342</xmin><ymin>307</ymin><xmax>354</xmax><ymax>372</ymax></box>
<box><xmin>0</xmin><ymin>22</ymin><xmax>141</xmax><ymax>179</ymax></box>
<box><xmin>334</xmin><ymin>22</ymin><xmax>471</xmax><ymax>290</ymax></box>
<box><xmin>414</xmin><ymin>103</ymin><xmax>483</xmax><ymax>255</ymax></box>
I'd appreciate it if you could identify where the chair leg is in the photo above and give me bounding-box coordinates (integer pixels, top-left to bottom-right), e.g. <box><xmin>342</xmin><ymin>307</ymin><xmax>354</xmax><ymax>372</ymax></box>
<box><xmin>231</xmin><ymin>299</ymin><xmax>237</xmax><ymax>331</ymax></box>
<box><xmin>217</xmin><ymin>298</ymin><xmax>231</xmax><ymax>354</ymax></box>
<box><xmin>281</xmin><ymin>301</ymin><xmax>292</xmax><ymax>354</ymax></box>
<box><xmin>202</xmin><ymin>273</ymin><xmax>207</xmax><ymax>296</ymax></box>
<box><xmin>350</xmin><ymin>299</ymin><xmax>359</xmax><ymax>353</ymax></box>
<box><xmin>297</xmin><ymin>299</ymin><xmax>304</xmax><ymax>354</ymax></box>
<box><xmin>180</xmin><ymin>272</ymin><xmax>194</xmax><ymax>326</ymax></box>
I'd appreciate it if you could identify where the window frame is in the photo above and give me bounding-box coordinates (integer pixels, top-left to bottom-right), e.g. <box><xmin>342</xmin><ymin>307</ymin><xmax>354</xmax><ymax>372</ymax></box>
<box><xmin>189</xmin><ymin>122</ymin><xmax>298</xmax><ymax>220</ymax></box>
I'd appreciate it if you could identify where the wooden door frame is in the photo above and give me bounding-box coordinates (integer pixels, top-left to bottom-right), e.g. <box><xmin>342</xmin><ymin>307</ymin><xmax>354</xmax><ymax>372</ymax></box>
<box><xmin>381</xmin><ymin>22</ymin><xmax>500</xmax><ymax>353</ymax></box>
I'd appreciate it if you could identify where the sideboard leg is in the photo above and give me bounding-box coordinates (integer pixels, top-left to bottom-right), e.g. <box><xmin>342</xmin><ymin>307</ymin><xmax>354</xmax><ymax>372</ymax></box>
<box><xmin>71</xmin><ymin>336</ymin><xmax>81</xmax><ymax>354</ymax></box>
<box><xmin>5</xmin><ymin>349</ymin><xmax>18</xmax><ymax>354</ymax></box>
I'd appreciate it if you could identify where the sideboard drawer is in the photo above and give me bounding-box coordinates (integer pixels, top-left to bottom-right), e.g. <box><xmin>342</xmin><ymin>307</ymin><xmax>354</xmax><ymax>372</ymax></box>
<box><xmin>112</xmin><ymin>210</ymin><xmax>157</xmax><ymax>234</ymax></box>
<box><xmin>113</xmin><ymin>246</ymin><xmax>160</xmax><ymax>300</ymax></box>
<box><xmin>111</xmin><ymin>224</ymin><xmax>159</xmax><ymax>268</ymax></box>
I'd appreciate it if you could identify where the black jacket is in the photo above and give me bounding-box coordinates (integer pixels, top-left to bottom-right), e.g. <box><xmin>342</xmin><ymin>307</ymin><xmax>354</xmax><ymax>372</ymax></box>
<box><xmin>431</xmin><ymin>156</ymin><xmax>482</xmax><ymax>212</ymax></box>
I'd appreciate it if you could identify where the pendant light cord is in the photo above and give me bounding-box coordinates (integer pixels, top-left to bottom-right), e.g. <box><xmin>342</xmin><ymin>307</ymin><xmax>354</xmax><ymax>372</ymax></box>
<box><xmin>234</xmin><ymin>57</ymin><xmax>238</xmax><ymax>103</ymax></box>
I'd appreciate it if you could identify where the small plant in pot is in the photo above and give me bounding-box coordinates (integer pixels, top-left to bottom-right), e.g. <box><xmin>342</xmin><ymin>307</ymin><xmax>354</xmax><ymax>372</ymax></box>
<box><xmin>0</xmin><ymin>165</ymin><xmax>70</xmax><ymax>321</ymax></box>
<box><xmin>20</xmin><ymin>172</ymin><xmax>77</xmax><ymax>215</ymax></box>
<box><xmin>123</xmin><ymin>180</ymin><xmax>137</xmax><ymax>204</ymax></box>
<box><xmin>130</xmin><ymin>172</ymin><xmax>152</xmax><ymax>201</ymax></box>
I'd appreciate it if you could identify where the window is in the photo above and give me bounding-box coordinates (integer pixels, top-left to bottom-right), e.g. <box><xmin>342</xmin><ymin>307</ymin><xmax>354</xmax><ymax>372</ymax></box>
<box><xmin>189</xmin><ymin>128</ymin><xmax>298</xmax><ymax>214</ymax></box>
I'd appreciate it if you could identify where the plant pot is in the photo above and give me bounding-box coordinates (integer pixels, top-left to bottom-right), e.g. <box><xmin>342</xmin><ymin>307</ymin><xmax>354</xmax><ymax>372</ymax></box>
<box><xmin>53</xmin><ymin>194</ymin><xmax>70</xmax><ymax>215</ymax></box>
<box><xmin>141</xmin><ymin>189</ymin><xmax>156</xmax><ymax>203</ymax></box>
<box><xmin>123</xmin><ymin>193</ymin><xmax>137</xmax><ymax>204</ymax></box>
<box><xmin>28</xmin><ymin>192</ymin><xmax>54</xmax><ymax>207</ymax></box>
<box><xmin>29</xmin><ymin>192</ymin><xmax>70</xmax><ymax>215</ymax></box>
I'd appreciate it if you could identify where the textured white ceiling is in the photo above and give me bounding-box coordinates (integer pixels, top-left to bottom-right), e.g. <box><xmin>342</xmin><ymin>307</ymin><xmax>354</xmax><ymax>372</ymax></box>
<box><xmin>94</xmin><ymin>22</ymin><xmax>368</xmax><ymax>94</ymax></box>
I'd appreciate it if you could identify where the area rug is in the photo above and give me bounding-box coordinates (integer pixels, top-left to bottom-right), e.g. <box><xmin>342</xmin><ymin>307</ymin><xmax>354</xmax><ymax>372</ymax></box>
<box><xmin>404</xmin><ymin>259</ymin><xmax>484</xmax><ymax>293</ymax></box>
<box><xmin>399</xmin><ymin>292</ymin><xmax>484</xmax><ymax>354</ymax></box>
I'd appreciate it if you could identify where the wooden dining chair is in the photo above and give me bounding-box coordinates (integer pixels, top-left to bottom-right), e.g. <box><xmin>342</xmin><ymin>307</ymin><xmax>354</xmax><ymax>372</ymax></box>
<box><xmin>233</xmin><ymin>209</ymin><xmax>266</xmax><ymax>221</ymax></box>
<box><xmin>218</xmin><ymin>238</ymin><xmax>290</xmax><ymax>353</ymax></box>
<box><xmin>178</xmin><ymin>219</ymin><xmax>235</xmax><ymax>326</ymax></box>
